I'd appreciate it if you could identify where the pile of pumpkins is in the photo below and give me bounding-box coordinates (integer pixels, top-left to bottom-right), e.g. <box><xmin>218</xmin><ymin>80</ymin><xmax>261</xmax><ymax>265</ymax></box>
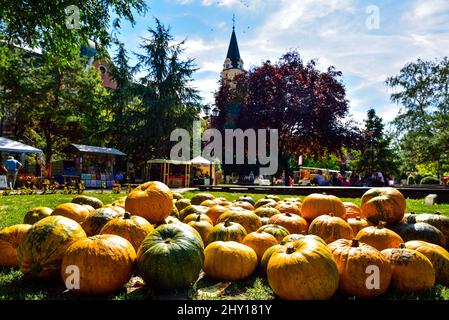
<box><xmin>1</xmin><ymin>183</ymin><xmax>449</xmax><ymax>300</ymax></box>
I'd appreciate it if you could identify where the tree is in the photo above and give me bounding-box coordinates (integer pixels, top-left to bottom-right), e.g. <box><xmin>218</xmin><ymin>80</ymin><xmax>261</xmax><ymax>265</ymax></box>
<box><xmin>386</xmin><ymin>57</ymin><xmax>449</xmax><ymax>179</ymax></box>
<box><xmin>350</xmin><ymin>109</ymin><xmax>398</xmax><ymax>177</ymax></box>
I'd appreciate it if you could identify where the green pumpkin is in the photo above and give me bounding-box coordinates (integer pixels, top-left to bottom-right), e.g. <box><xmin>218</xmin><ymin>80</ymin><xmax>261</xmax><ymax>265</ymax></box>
<box><xmin>137</xmin><ymin>223</ymin><xmax>204</xmax><ymax>290</ymax></box>
<box><xmin>191</xmin><ymin>193</ymin><xmax>215</xmax><ymax>205</ymax></box>
<box><xmin>254</xmin><ymin>198</ymin><xmax>277</xmax><ymax>209</ymax></box>
<box><xmin>207</xmin><ymin>220</ymin><xmax>247</xmax><ymax>244</ymax></box>
<box><xmin>23</xmin><ymin>207</ymin><xmax>53</xmax><ymax>224</ymax></box>
<box><xmin>175</xmin><ymin>199</ymin><xmax>191</xmax><ymax>212</ymax></box>
<box><xmin>172</xmin><ymin>192</ymin><xmax>184</xmax><ymax>200</ymax></box>
<box><xmin>254</xmin><ymin>207</ymin><xmax>281</xmax><ymax>218</ymax></box>
<box><xmin>81</xmin><ymin>207</ymin><xmax>122</xmax><ymax>236</ymax></box>
<box><xmin>415</xmin><ymin>212</ymin><xmax>449</xmax><ymax>248</ymax></box>
<box><xmin>71</xmin><ymin>195</ymin><xmax>104</xmax><ymax>209</ymax></box>
<box><xmin>260</xmin><ymin>244</ymin><xmax>284</xmax><ymax>273</ymax></box>
<box><xmin>257</xmin><ymin>224</ymin><xmax>290</xmax><ymax>242</ymax></box>
<box><xmin>237</xmin><ymin>195</ymin><xmax>255</xmax><ymax>206</ymax></box>
<box><xmin>178</xmin><ymin>205</ymin><xmax>209</xmax><ymax>221</ymax></box>
<box><xmin>391</xmin><ymin>216</ymin><xmax>446</xmax><ymax>247</ymax></box>
<box><xmin>281</xmin><ymin>233</ymin><xmax>326</xmax><ymax>245</ymax></box>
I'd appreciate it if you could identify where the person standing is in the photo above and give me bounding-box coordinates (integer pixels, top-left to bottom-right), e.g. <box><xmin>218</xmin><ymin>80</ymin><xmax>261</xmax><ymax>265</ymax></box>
<box><xmin>249</xmin><ymin>171</ymin><xmax>255</xmax><ymax>185</ymax></box>
<box><xmin>4</xmin><ymin>156</ymin><xmax>23</xmax><ymax>190</ymax></box>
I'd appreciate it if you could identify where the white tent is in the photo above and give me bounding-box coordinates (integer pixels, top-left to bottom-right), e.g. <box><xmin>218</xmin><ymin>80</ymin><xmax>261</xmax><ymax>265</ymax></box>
<box><xmin>0</xmin><ymin>137</ymin><xmax>42</xmax><ymax>154</ymax></box>
<box><xmin>190</xmin><ymin>156</ymin><xmax>214</xmax><ymax>165</ymax></box>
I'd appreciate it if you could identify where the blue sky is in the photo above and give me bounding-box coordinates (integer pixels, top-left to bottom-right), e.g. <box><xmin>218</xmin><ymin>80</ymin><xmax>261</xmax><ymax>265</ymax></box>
<box><xmin>111</xmin><ymin>0</ymin><xmax>449</xmax><ymax>125</ymax></box>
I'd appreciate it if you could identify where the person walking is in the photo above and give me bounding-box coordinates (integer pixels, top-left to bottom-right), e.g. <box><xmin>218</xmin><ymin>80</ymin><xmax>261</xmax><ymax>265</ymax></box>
<box><xmin>4</xmin><ymin>156</ymin><xmax>23</xmax><ymax>190</ymax></box>
<box><xmin>249</xmin><ymin>171</ymin><xmax>255</xmax><ymax>185</ymax></box>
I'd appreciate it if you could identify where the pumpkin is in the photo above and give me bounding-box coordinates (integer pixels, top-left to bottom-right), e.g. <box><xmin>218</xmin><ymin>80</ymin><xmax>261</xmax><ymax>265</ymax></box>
<box><xmin>103</xmin><ymin>204</ymin><xmax>126</xmax><ymax>215</ymax></box>
<box><xmin>187</xmin><ymin>215</ymin><xmax>214</xmax><ymax>244</ymax></box>
<box><xmin>233</xmin><ymin>201</ymin><xmax>255</xmax><ymax>211</ymax></box>
<box><xmin>17</xmin><ymin>216</ymin><xmax>87</xmax><ymax>279</ymax></box>
<box><xmin>175</xmin><ymin>198</ymin><xmax>191</xmax><ymax>212</ymax></box>
<box><xmin>0</xmin><ymin>224</ymin><xmax>31</xmax><ymax>267</ymax></box>
<box><xmin>360</xmin><ymin>187</ymin><xmax>406</xmax><ymax>225</ymax></box>
<box><xmin>215</xmin><ymin>197</ymin><xmax>232</xmax><ymax>206</ymax></box>
<box><xmin>82</xmin><ymin>204</ymin><xmax>96</xmax><ymax>215</ymax></box>
<box><xmin>300</xmin><ymin>193</ymin><xmax>346</xmax><ymax>222</ymax></box>
<box><xmin>100</xmin><ymin>212</ymin><xmax>154</xmax><ymax>252</ymax></box>
<box><xmin>71</xmin><ymin>195</ymin><xmax>104</xmax><ymax>209</ymax></box>
<box><xmin>355</xmin><ymin>222</ymin><xmax>404</xmax><ymax>251</ymax></box>
<box><xmin>179</xmin><ymin>205</ymin><xmax>209</xmax><ymax>222</ymax></box>
<box><xmin>260</xmin><ymin>244</ymin><xmax>285</xmax><ymax>273</ymax></box>
<box><xmin>242</xmin><ymin>231</ymin><xmax>278</xmax><ymax>262</ymax></box>
<box><xmin>269</xmin><ymin>213</ymin><xmax>308</xmax><ymax>234</ymax></box>
<box><xmin>267</xmin><ymin>238</ymin><xmax>339</xmax><ymax>300</ymax></box>
<box><xmin>205</xmin><ymin>205</ymin><xmax>229</xmax><ymax>225</ymax></box>
<box><xmin>404</xmin><ymin>240</ymin><xmax>449</xmax><ymax>285</ymax></box>
<box><xmin>23</xmin><ymin>207</ymin><xmax>53</xmax><ymax>224</ymax></box>
<box><xmin>51</xmin><ymin>203</ymin><xmax>91</xmax><ymax>223</ymax></box>
<box><xmin>111</xmin><ymin>196</ymin><xmax>126</xmax><ymax>208</ymax></box>
<box><xmin>191</xmin><ymin>193</ymin><xmax>215</xmax><ymax>205</ymax></box>
<box><xmin>343</xmin><ymin>202</ymin><xmax>363</xmax><ymax>219</ymax></box>
<box><xmin>308</xmin><ymin>214</ymin><xmax>354</xmax><ymax>244</ymax></box>
<box><xmin>260</xmin><ymin>217</ymin><xmax>270</xmax><ymax>226</ymax></box>
<box><xmin>347</xmin><ymin>217</ymin><xmax>370</xmax><ymax>235</ymax></box>
<box><xmin>391</xmin><ymin>216</ymin><xmax>446</xmax><ymax>247</ymax></box>
<box><xmin>61</xmin><ymin>235</ymin><xmax>136</xmax><ymax>295</ymax></box>
<box><xmin>275</xmin><ymin>202</ymin><xmax>301</xmax><ymax>215</ymax></box>
<box><xmin>281</xmin><ymin>234</ymin><xmax>326</xmax><ymax>245</ymax></box>
<box><xmin>266</xmin><ymin>195</ymin><xmax>281</xmax><ymax>202</ymax></box>
<box><xmin>237</xmin><ymin>195</ymin><xmax>255</xmax><ymax>206</ymax></box>
<box><xmin>204</xmin><ymin>241</ymin><xmax>258</xmax><ymax>281</ymax></box>
<box><xmin>170</xmin><ymin>202</ymin><xmax>179</xmax><ymax>218</ymax></box>
<box><xmin>254</xmin><ymin>207</ymin><xmax>281</xmax><ymax>218</ymax></box>
<box><xmin>172</xmin><ymin>192</ymin><xmax>184</xmax><ymax>200</ymax></box>
<box><xmin>125</xmin><ymin>181</ymin><xmax>173</xmax><ymax>224</ymax></box>
<box><xmin>283</xmin><ymin>197</ymin><xmax>302</xmax><ymax>204</ymax></box>
<box><xmin>257</xmin><ymin>224</ymin><xmax>290</xmax><ymax>243</ymax></box>
<box><xmin>207</xmin><ymin>220</ymin><xmax>247</xmax><ymax>244</ymax></box>
<box><xmin>81</xmin><ymin>207</ymin><xmax>123</xmax><ymax>236</ymax></box>
<box><xmin>216</xmin><ymin>209</ymin><xmax>262</xmax><ymax>233</ymax></box>
<box><xmin>254</xmin><ymin>198</ymin><xmax>277</xmax><ymax>209</ymax></box>
<box><xmin>381</xmin><ymin>245</ymin><xmax>435</xmax><ymax>292</ymax></box>
<box><xmin>402</xmin><ymin>212</ymin><xmax>417</xmax><ymax>222</ymax></box>
<box><xmin>328</xmin><ymin>239</ymin><xmax>391</xmax><ymax>298</ymax></box>
<box><xmin>137</xmin><ymin>223</ymin><xmax>204</xmax><ymax>290</ymax></box>
<box><xmin>183</xmin><ymin>213</ymin><xmax>213</xmax><ymax>225</ymax></box>
<box><xmin>415</xmin><ymin>212</ymin><xmax>449</xmax><ymax>247</ymax></box>
<box><xmin>164</xmin><ymin>216</ymin><xmax>182</xmax><ymax>225</ymax></box>
<box><xmin>200</xmin><ymin>199</ymin><xmax>219</xmax><ymax>207</ymax></box>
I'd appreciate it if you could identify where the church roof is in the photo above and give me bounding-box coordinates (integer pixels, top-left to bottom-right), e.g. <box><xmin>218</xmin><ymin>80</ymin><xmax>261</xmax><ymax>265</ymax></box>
<box><xmin>225</xmin><ymin>28</ymin><xmax>242</xmax><ymax>69</ymax></box>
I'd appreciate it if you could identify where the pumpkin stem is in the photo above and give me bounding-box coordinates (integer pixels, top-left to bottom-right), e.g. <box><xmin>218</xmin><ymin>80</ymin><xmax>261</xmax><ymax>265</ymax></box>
<box><xmin>351</xmin><ymin>239</ymin><xmax>359</xmax><ymax>247</ymax></box>
<box><xmin>377</xmin><ymin>221</ymin><xmax>386</xmax><ymax>229</ymax></box>
<box><xmin>329</xmin><ymin>212</ymin><xmax>334</xmax><ymax>217</ymax></box>
<box><xmin>355</xmin><ymin>216</ymin><xmax>361</xmax><ymax>221</ymax></box>
<box><xmin>400</xmin><ymin>243</ymin><xmax>406</xmax><ymax>249</ymax></box>
<box><xmin>196</xmin><ymin>214</ymin><xmax>202</xmax><ymax>222</ymax></box>
<box><xmin>322</xmin><ymin>192</ymin><xmax>327</xmax><ymax>195</ymax></box>
<box><xmin>286</xmin><ymin>246</ymin><xmax>295</xmax><ymax>254</ymax></box>
<box><xmin>435</xmin><ymin>211</ymin><xmax>441</xmax><ymax>215</ymax></box>
<box><xmin>224</xmin><ymin>219</ymin><xmax>231</xmax><ymax>227</ymax></box>
<box><xmin>286</xmin><ymin>213</ymin><xmax>292</xmax><ymax>217</ymax></box>
<box><xmin>124</xmin><ymin>212</ymin><xmax>131</xmax><ymax>219</ymax></box>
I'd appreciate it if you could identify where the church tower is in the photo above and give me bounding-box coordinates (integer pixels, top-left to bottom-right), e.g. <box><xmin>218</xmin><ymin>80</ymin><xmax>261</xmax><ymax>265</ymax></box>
<box><xmin>221</xmin><ymin>19</ymin><xmax>245</xmax><ymax>81</ymax></box>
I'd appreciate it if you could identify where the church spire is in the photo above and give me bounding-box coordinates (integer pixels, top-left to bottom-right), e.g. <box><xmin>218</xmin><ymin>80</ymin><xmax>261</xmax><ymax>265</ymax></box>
<box><xmin>223</xmin><ymin>15</ymin><xmax>243</xmax><ymax>71</ymax></box>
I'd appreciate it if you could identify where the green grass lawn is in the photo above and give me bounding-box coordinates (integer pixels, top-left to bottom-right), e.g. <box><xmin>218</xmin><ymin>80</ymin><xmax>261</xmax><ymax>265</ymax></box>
<box><xmin>1</xmin><ymin>190</ymin><xmax>449</xmax><ymax>300</ymax></box>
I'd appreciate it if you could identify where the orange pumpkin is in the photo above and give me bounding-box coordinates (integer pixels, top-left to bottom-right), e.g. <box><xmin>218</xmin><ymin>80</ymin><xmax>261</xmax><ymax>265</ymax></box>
<box><xmin>347</xmin><ymin>217</ymin><xmax>370</xmax><ymax>235</ymax></box>
<box><xmin>233</xmin><ymin>201</ymin><xmax>255</xmax><ymax>211</ymax></box>
<box><xmin>328</xmin><ymin>239</ymin><xmax>391</xmax><ymax>298</ymax></box>
<box><xmin>204</xmin><ymin>205</ymin><xmax>229</xmax><ymax>225</ymax></box>
<box><xmin>81</xmin><ymin>207</ymin><xmax>123</xmax><ymax>236</ymax></box>
<box><xmin>191</xmin><ymin>193</ymin><xmax>215</xmax><ymax>205</ymax></box>
<box><xmin>257</xmin><ymin>224</ymin><xmax>290</xmax><ymax>243</ymax></box>
<box><xmin>269</xmin><ymin>213</ymin><xmax>308</xmax><ymax>234</ymax></box>
<box><xmin>308</xmin><ymin>214</ymin><xmax>354</xmax><ymax>244</ymax></box>
<box><xmin>207</xmin><ymin>220</ymin><xmax>247</xmax><ymax>244</ymax></box>
<box><xmin>125</xmin><ymin>181</ymin><xmax>173</xmax><ymax>224</ymax></box>
<box><xmin>242</xmin><ymin>231</ymin><xmax>278</xmax><ymax>262</ymax></box>
<box><xmin>200</xmin><ymin>199</ymin><xmax>219</xmax><ymax>207</ymax></box>
<box><xmin>100</xmin><ymin>212</ymin><xmax>153</xmax><ymax>252</ymax></box>
<box><xmin>23</xmin><ymin>207</ymin><xmax>53</xmax><ymax>224</ymax></box>
<box><xmin>360</xmin><ymin>187</ymin><xmax>406</xmax><ymax>225</ymax></box>
<box><xmin>355</xmin><ymin>222</ymin><xmax>403</xmax><ymax>251</ymax></box>
<box><xmin>187</xmin><ymin>215</ymin><xmax>214</xmax><ymax>244</ymax></box>
<box><xmin>183</xmin><ymin>213</ymin><xmax>213</xmax><ymax>225</ymax></box>
<box><xmin>51</xmin><ymin>203</ymin><xmax>91</xmax><ymax>223</ymax></box>
<box><xmin>204</xmin><ymin>241</ymin><xmax>258</xmax><ymax>281</ymax></box>
<box><xmin>103</xmin><ymin>204</ymin><xmax>126</xmax><ymax>215</ymax></box>
<box><xmin>381</xmin><ymin>245</ymin><xmax>435</xmax><ymax>292</ymax></box>
<box><xmin>300</xmin><ymin>193</ymin><xmax>346</xmax><ymax>222</ymax></box>
<box><xmin>254</xmin><ymin>198</ymin><xmax>277</xmax><ymax>209</ymax></box>
<box><xmin>216</xmin><ymin>209</ymin><xmax>262</xmax><ymax>233</ymax></box>
<box><xmin>254</xmin><ymin>207</ymin><xmax>281</xmax><ymax>218</ymax></box>
<box><xmin>61</xmin><ymin>235</ymin><xmax>136</xmax><ymax>295</ymax></box>
<box><xmin>0</xmin><ymin>224</ymin><xmax>31</xmax><ymax>267</ymax></box>
<box><xmin>343</xmin><ymin>202</ymin><xmax>363</xmax><ymax>219</ymax></box>
<box><xmin>275</xmin><ymin>202</ymin><xmax>301</xmax><ymax>215</ymax></box>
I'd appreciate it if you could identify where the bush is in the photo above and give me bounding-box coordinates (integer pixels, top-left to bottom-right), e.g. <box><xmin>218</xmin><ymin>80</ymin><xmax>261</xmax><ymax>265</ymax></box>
<box><xmin>407</xmin><ymin>176</ymin><xmax>416</xmax><ymax>185</ymax></box>
<box><xmin>420</xmin><ymin>176</ymin><xmax>440</xmax><ymax>185</ymax></box>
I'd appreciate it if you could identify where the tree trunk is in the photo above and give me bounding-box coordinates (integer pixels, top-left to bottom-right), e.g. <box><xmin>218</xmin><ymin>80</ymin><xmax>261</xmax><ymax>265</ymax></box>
<box><xmin>438</xmin><ymin>159</ymin><xmax>443</xmax><ymax>184</ymax></box>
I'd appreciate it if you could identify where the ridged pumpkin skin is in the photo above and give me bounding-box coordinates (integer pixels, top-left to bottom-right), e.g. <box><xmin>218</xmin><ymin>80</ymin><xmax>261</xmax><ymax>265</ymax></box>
<box><xmin>137</xmin><ymin>223</ymin><xmax>204</xmax><ymax>290</ymax></box>
<box><xmin>275</xmin><ymin>202</ymin><xmax>301</xmax><ymax>215</ymax></box>
<box><xmin>207</xmin><ymin>221</ymin><xmax>247</xmax><ymax>244</ymax></box>
<box><xmin>233</xmin><ymin>201</ymin><xmax>255</xmax><ymax>211</ymax></box>
<box><xmin>100</xmin><ymin>212</ymin><xmax>154</xmax><ymax>252</ymax></box>
<box><xmin>23</xmin><ymin>207</ymin><xmax>53</xmax><ymax>224</ymax></box>
<box><xmin>391</xmin><ymin>218</ymin><xmax>446</xmax><ymax>247</ymax></box>
<box><xmin>300</xmin><ymin>193</ymin><xmax>346</xmax><ymax>222</ymax></box>
<box><xmin>81</xmin><ymin>207</ymin><xmax>123</xmax><ymax>236</ymax></box>
<box><xmin>343</xmin><ymin>202</ymin><xmax>363</xmax><ymax>219</ymax></box>
<box><xmin>242</xmin><ymin>232</ymin><xmax>278</xmax><ymax>262</ymax></box>
<box><xmin>200</xmin><ymin>199</ymin><xmax>219</xmax><ymax>208</ymax></box>
<box><xmin>51</xmin><ymin>203</ymin><xmax>91</xmax><ymax>223</ymax></box>
<box><xmin>328</xmin><ymin>239</ymin><xmax>391</xmax><ymax>298</ymax></box>
<box><xmin>254</xmin><ymin>198</ymin><xmax>277</xmax><ymax>209</ymax></box>
<box><xmin>355</xmin><ymin>223</ymin><xmax>404</xmax><ymax>251</ymax></box>
<box><xmin>360</xmin><ymin>187</ymin><xmax>406</xmax><ymax>225</ymax></box>
<box><xmin>82</xmin><ymin>204</ymin><xmax>96</xmax><ymax>215</ymax></box>
<box><xmin>257</xmin><ymin>224</ymin><xmax>290</xmax><ymax>243</ymax></box>
<box><xmin>183</xmin><ymin>213</ymin><xmax>213</xmax><ymax>225</ymax></box>
<box><xmin>61</xmin><ymin>235</ymin><xmax>136</xmax><ymax>295</ymax></box>
<box><xmin>172</xmin><ymin>192</ymin><xmax>184</xmax><ymax>200</ymax></box>
<box><xmin>254</xmin><ymin>207</ymin><xmax>281</xmax><ymax>218</ymax></box>
<box><xmin>0</xmin><ymin>224</ymin><xmax>31</xmax><ymax>267</ymax></box>
<box><xmin>17</xmin><ymin>216</ymin><xmax>87</xmax><ymax>279</ymax></box>
<box><xmin>269</xmin><ymin>213</ymin><xmax>308</xmax><ymax>234</ymax></box>
<box><xmin>267</xmin><ymin>238</ymin><xmax>339</xmax><ymax>300</ymax></box>
<box><xmin>191</xmin><ymin>193</ymin><xmax>215</xmax><ymax>205</ymax></box>
<box><xmin>308</xmin><ymin>215</ymin><xmax>354</xmax><ymax>244</ymax></box>
<box><xmin>71</xmin><ymin>195</ymin><xmax>104</xmax><ymax>209</ymax></box>
<box><xmin>237</xmin><ymin>195</ymin><xmax>255</xmax><ymax>206</ymax></box>
<box><xmin>381</xmin><ymin>247</ymin><xmax>435</xmax><ymax>292</ymax></box>
<box><xmin>260</xmin><ymin>217</ymin><xmax>270</xmax><ymax>226</ymax></box>
<box><xmin>261</xmin><ymin>244</ymin><xmax>284</xmax><ymax>273</ymax></box>
<box><xmin>266</xmin><ymin>195</ymin><xmax>281</xmax><ymax>202</ymax></box>
<box><xmin>415</xmin><ymin>212</ymin><xmax>449</xmax><ymax>247</ymax></box>
<box><xmin>216</xmin><ymin>209</ymin><xmax>262</xmax><ymax>234</ymax></box>
<box><xmin>347</xmin><ymin>217</ymin><xmax>370</xmax><ymax>235</ymax></box>
<box><xmin>125</xmin><ymin>181</ymin><xmax>173</xmax><ymax>224</ymax></box>
<box><xmin>175</xmin><ymin>198</ymin><xmax>191</xmax><ymax>212</ymax></box>
<box><xmin>187</xmin><ymin>218</ymin><xmax>214</xmax><ymax>244</ymax></box>
<box><xmin>179</xmin><ymin>205</ymin><xmax>209</xmax><ymax>222</ymax></box>
<box><xmin>405</xmin><ymin>240</ymin><xmax>449</xmax><ymax>285</ymax></box>
<box><xmin>205</xmin><ymin>205</ymin><xmax>228</xmax><ymax>225</ymax></box>
<box><xmin>281</xmin><ymin>234</ymin><xmax>326</xmax><ymax>245</ymax></box>
<box><xmin>204</xmin><ymin>241</ymin><xmax>258</xmax><ymax>281</ymax></box>
<box><xmin>111</xmin><ymin>196</ymin><xmax>126</xmax><ymax>208</ymax></box>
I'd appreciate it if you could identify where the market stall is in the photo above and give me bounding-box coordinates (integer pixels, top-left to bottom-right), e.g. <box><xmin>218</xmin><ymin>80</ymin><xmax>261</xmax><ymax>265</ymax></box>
<box><xmin>146</xmin><ymin>159</ymin><xmax>191</xmax><ymax>188</ymax></box>
<box><xmin>62</xmin><ymin>143</ymin><xmax>126</xmax><ymax>188</ymax></box>
<box><xmin>190</xmin><ymin>156</ymin><xmax>216</xmax><ymax>186</ymax></box>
